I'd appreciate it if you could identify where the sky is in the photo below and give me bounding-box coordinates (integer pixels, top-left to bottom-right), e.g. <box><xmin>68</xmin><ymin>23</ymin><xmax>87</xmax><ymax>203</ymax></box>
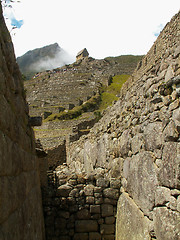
<box><xmin>3</xmin><ymin>0</ymin><xmax>180</xmax><ymax>62</ymax></box>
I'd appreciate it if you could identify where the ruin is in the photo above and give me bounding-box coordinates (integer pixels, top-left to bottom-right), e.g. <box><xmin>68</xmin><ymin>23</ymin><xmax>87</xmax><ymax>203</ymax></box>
<box><xmin>0</xmin><ymin>1</ymin><xmax>179</xmax><ymax>239</ymax></box>
<box><xmin>76</xmin><ymin>48</ymin><xmax>89</xmax><ymax>61</ymax></box>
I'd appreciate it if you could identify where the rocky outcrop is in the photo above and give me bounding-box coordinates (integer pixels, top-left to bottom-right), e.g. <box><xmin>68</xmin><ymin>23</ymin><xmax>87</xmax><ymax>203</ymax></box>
<box><xmin>0</xmin><ymin>3</ymin><xmax>45</xmax><ymax>240</ymax></box>
<box><xmin>65</xmin><ymin>11</ymin><xmax>180</xmax><ymax>240</ymax></box>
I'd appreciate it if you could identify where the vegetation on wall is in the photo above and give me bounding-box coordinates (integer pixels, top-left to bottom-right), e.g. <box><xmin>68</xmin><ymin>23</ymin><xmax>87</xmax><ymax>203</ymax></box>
<box><xmin>99</xmin><ymin>74</ymin><xmax>129</xmax><ymax>111</ymax></box>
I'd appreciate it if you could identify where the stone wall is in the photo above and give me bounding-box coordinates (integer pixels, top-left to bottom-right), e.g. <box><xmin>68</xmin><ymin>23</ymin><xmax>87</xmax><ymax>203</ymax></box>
<box><xmin>43</xmin><ymin>168</ymin><xmax>120</xmax><ymax>240</ymax></box>
<box><xmin>66</xmin><ymin>11</ymin><xmax>180</xmax><ymax>240</ymax></box>
<box><xmin>0</xmin><ymin>4</ymin><xmax>45</xmax><ymax>240</ymax></box>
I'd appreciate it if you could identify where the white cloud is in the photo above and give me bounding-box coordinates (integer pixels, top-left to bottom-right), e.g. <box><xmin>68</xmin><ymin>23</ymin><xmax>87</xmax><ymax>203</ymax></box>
<box><xmin>8</xmin><ymin>0</ymin><xmax>180</xmax><ymax>59</ymax></box>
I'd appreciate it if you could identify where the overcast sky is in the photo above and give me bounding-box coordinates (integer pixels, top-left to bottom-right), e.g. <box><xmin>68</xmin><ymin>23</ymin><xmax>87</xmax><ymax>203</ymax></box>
<box><xmin>3</xmin><ymin>0</ymin><xmax>180</xmax><ymax>61</ymax></box>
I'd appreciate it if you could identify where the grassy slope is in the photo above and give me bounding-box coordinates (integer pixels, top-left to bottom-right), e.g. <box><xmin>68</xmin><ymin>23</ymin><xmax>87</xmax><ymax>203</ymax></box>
<box><xmin>45</xmin><ymin>74</ymin><xmax>129</xmax><ymax>122</ymax></box>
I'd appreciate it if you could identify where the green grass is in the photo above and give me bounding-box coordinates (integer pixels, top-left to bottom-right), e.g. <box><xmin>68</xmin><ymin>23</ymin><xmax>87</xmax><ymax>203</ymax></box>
<box><xmin>45</xmin><ymin>94</ymin><xmax>100</xmax><ymax>121</ymax></box>
<box><xmin>99</xmin><ymin>74</ymin><xmax>129</xmax><ymax>110</ymax></box>
<box><xmin>44</xmin><ymin>74</ymin><xmax>128</xmax><ymax>122</ymax></box>
<box><xmin>105</xmin><ymin>55</ymin><xmax>144</xmax><ymax>64</ymax></box>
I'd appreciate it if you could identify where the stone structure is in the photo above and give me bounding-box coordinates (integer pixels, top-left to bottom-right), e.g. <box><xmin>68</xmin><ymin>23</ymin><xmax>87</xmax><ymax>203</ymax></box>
<box><xmin>65</xmin><ymin>11</ymin><xmax>180</xmax><ymax>240</ymax></box>
<box><xmin>76</xmin><ymin>48</ymin><xmax>89</xmax><ymax>61</ymax></box>
<box><xmin>0</xmin><ymin>3</ymin><xmax>45</xmax><ymax>239</ymax></box>
<box><xmin>43</xmin><ymin>168</ymin><xmax>120</xmax><ymax>240</ymax></box>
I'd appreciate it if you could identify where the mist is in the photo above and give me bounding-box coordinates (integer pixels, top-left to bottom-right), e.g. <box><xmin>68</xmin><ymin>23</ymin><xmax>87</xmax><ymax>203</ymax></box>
<box><xmin>29</xmin><ymin>49</ymin><xmax>74</xmax><ymax>72</ymax></box>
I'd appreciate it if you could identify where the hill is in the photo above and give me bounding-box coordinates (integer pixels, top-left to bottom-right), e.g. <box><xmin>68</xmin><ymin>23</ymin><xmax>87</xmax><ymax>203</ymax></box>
<box><xmin>17</xmin><ymin>43</ymin><xmax>73</xmax><ymax>79</ymax></box>
<box><xmin>24</xmin><ymin>54</ymin><xmax>143</xmax><ymax>149</ymax></box>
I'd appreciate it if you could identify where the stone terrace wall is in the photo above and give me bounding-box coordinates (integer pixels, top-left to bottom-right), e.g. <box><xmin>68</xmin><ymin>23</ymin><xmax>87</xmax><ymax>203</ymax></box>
<box><xmin>66</xmin><ymin>12</ymin><xmax>180</xmax><ymax>240</ymax></box>
<box><xmin>43</xmin><ymin>168</ymin><xmax>120</xmax><ymax>240</ymax></box>
<box><xmin>0</xmin><ymin>4</ymin><xmax>45</xmax><ymax>240</ymax></box>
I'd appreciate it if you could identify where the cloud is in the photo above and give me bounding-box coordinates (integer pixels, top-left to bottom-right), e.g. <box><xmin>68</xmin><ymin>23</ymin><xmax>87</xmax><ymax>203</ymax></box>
<box><xmin>153</xmin><ymin>24</ymin><xmax>164</xmax><ymax>37</ymax></box>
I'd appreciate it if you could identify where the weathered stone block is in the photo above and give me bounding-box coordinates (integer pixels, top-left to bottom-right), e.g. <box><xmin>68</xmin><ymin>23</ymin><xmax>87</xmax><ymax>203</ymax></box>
<box><xmin>76</xmin><ymin>209</ymin><xmax>90</xmax><ymax>220</ymax></box>
<box><xmin>90</xmin><ymin>205</ymin><xmax>101</xmax><ymax>214</ymax></box>
<box><xmin>58</xmin><ymin>211</ymin><xmax>70</xmax><ymax>219</ymax></box>
<box><xmin>100</xmin><ymin>224</ymin><xmax>115</xmax><ymax>235</ymax></box>
<box><xmin>96</xmin><ymin>178</ymin><xmax>110</xmax><ymax>188</ymax></box>
<box><xmin>110</xmin><ymin>178</ymin><xmax>121</xmax><ymax>189</ymax></box>
<box><xmin>155</xmin><ymin>186</ymin><xmax>171</xmax><ymax>206</ymax></box>
<box><xmin>102</xmin><ymin>235</ymin><xmax>115</xmax><ymax>240</ymax></box>
<box><xmin>143</xmin><ymin>122</ymin><xmax>163</xmax><ymax>151</ymax></box>
<box><xmin>86</xmin><ymin>196</ymin><xmax>95</xmax><ymax>204</ymax></box>
<box><xmin>105</xmin><ymin>216</ymin><xmax>115</xmax><ymax>224</ymax></box>
<box><xmin>94</xmin><ymin>186</ymin><xmax>102</xmax><ymax>193</ymax></box>
<box><xmin>163</xmin><ymin>120</ymin><xmax>179</xmax><ymax>141</ymax></box>
<box><xmin>95</xmin><ymin>197</ymin><xmax>103</xmax><ymax>204</ymax></box>
<box><xmin>91</xmin><ymin>213</ymin><xmax>101</xmax><ymax>220</ymax></box>
<box><xmin>131</xmin><ymin>133</ymin><xmax>144</xmax><ymax>155</ymax></box>
<box><xmin>84</xmin><ymin>184</ymin><xmax>94</xmax><ymax>196</ymax></box>
<box><xmin>89</xmin><ymin>232</ymin><xmax>101</xmax><ymax>240</ymax></box>
<box><xmin>103</xmin><ymin>188</ymin><xmax>119</xmax><ymax>200</ymax></box>
<box><xmin>75</xmin><ymin>220</ymin><xmax>98</xmax><ymax>232</ymax></box>
<box><xmin>101</xmin><ymin>204</ymin><xmax>114</xmax><ymax>217</ymax></box>
<box><xmin>56</xmin><ymin>184</ymin><xmax>73</xmax><ymax>197</ymax></box>
<box><xmin>103</xmin><ymin>198</ymin><xmax>117</xmax><ymax>205</ymax></box>
<box><xmin>158</xmin><ymin>142</ymin><xmax>180</xmax><ymax>188</ymax></box>
<box><xmin>153</xmin><ymin>207</ymin><xmax>180</xmax><ymax>240</ymax></box>
<box><xmin>125</xmin><ymin>151</ymin><xmax>158</xmax><ymax>215</ymax></box>
<box><xmin>74</xmin><ymin>233</ymin><xmax>88</xmax><ymax>240</ymax></box>
<box><xmin>116</xmin><ymin>193</ymin><xmax>150</xmax><ymax>240</ymax></box>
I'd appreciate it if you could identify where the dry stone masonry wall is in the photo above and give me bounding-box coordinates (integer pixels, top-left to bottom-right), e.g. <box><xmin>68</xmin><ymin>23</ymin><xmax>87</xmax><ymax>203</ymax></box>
<box><xmin>43</xmin><ymin>167</ymin><xmax>121</xmax><ymax>240</ymax></box>
<box><xmin>0</xmin><ymin>4</ymin><xmax>45</xmax><ymax>240</ymax></box>
<box><xmin>65</xmin><ymin>12</ymin><xmax>180</xmax><ymax>240</ymax></box>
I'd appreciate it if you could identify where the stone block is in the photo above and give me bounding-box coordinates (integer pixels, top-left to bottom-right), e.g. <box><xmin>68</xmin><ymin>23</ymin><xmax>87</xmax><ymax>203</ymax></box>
<box><xmin>103</xmin><ymin>188</ymin><xmax>119</xmax><ymax>200</ymax></box>
<box><xmin>54</xmin><ymin>218</ymin><xmax>66</xmax><ymax>229</ymax></box>
<box><xmin>95</xmin><ymin>197</ymin><xmax>103</xmax><ymax>204</ymax></box>
<box><xmin>158</xmin><ymin>142</ymin><xmax>179</xmax><ymax>188</ymax></box>
<box><xmin>75</xmin><ymin>220</ymin><xmax>98</xmax><ymax>232</ymax></box>
<box><xmin>143</xmin><ymin>122</ymin><xmax>163</xmax><ymax>151</ymax></box>
<box><xmin>177</xmin><ymin>196</ymin><xmax>180</xmax><ymax>212</ymax></box>
<box><xmin>153</xmin><ymin>207</ymin><xmax>180</xmax><ymax>240</ymax></box>
<box><xmin>91</xmin><ymin>214</ymin><xmax>101</xmax><ymax>219</ymax></box>
<box><xmin>89</xmin><ymin>232</ymin><xmax>101</xmax><ymax>240</ymax></box>
<box><xmin>69</xmin><ymin>188</ymin><xmax>79</xmax><ymax>197</ymax></box>
<box><xmin>86</xmin><ymin>196</ymin><xmax>94</xmax><ymax>204</ymax></box>
<box><xmin>103</xmin><ymin>198</ymin><xmax>117</xmax><ymax>205</ymax></box>
<box><xmin>76</xmin><ymin>209</ymin><xmax>90</xmax><ymax>220</ymax></box>
<box><xmin>94</xmin><ymin>186</ymin><xmax>102</xmax><ymax>193</ymax></box>
<box><xmin>101</xmin><ymin>204</ymin><xmax>114</xmax><ymax>217</ymax></box>
<box><xmin>59</xmin><ymin>236</ymin><xmax>70</xmax><ymax>240</ymax></box>
<box><xmin>125</xmin><ymin>151</ymin><xmax>158</xmax><ymax>215</ymax></box>
<box><xmin>101</xmin><ymin>235</ymin><xmax>115</xmax><ymax>240</ymax></box>
<box><xmin>155</xmin><ymin>186</ymin><xmax>171</xmax><ymax>206</ymax></box>
<box><xmin>94</xmin><ymin>192</ymin><xmax>103</xmax><ymax>198</ymax></box>
<box><xmin>163</xmin><ymin>120</ymin><xmax>179</xmax><ymax>141</ymax></box>
<box><xmin>56</xmin><ymin>184</ymin><xmax>73</xmax><ymax>197</ymax></box>
<box><xmin>110</xmin><ymin>178</ymin><xmax>121</xmax><ymax>189</ymax></box>
<box><xmin>74</xmin><ymin>233</ymin><xmax>88</xmax><ymax>240</ymax></box>
<box><xmin>58</xmin><ymin>211</ymin><xmax>70</xmax><ymax>219</ymax></box>
<box><xmin>96</xmin><ymin>178</ymin><xmax>110</xmax><ymax>188</ymax></box>
<box><xmin>116</xmin><ymin>193</ymin><xmax>150</xmax><ymax>240</ymax></box>
<box><xmin>84</xmin><ymin>184</ymin><xmax>94</xmax><ymax>196</ymax></box>
<box><xmin>90</xmin><ymin>205</ymin><xmax>101</xmax><ymax>214</ymax></box>
<box><xmin>100</xmin><ymin>224</ymin><xmax>115</xmax><ymax>235</ymax></box>
<box><xmin>131</xmin><ymin>133</ymin><xmax>144</xmax><ymax>155</ymax></box>
<box><xmin>105</xmin><ymin>216</ymin><xmax>115</xmax><ymax>224</ymax></box>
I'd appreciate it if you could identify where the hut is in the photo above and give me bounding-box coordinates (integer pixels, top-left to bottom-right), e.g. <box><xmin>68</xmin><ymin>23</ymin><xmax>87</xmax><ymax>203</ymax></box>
<box><xmin>76</xmin><ymin>48</ymin><xmax>89</xmax><ymax>61</ymax></box>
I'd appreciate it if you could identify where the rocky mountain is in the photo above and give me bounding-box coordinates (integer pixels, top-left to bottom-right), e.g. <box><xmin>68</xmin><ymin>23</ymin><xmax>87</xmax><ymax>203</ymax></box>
<box><xmin>17</xmin><ymin>43</ymin><xmax>73</xmax><ymax>79</ymax></box>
